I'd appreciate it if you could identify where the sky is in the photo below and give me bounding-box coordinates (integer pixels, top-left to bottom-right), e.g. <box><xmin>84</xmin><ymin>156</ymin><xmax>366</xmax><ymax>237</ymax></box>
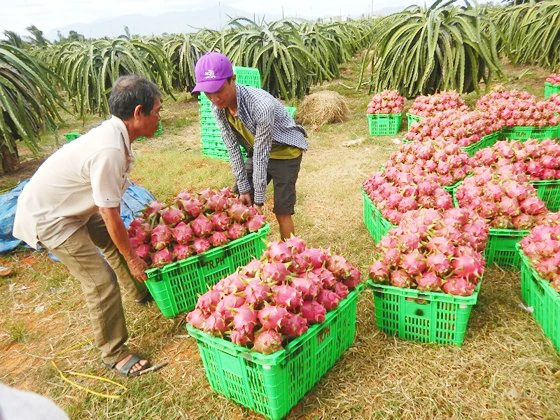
<box><xmin>1</xmin><ymin>0</ymin><xmax>420</xmax><ymax>36</ymax></box>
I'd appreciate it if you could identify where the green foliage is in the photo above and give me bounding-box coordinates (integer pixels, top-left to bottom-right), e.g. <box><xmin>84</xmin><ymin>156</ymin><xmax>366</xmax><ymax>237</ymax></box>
<box><xmin>359</xmin><ymin>0</ymin><xmax>502</xmax><ymax>97</ymax></box>
<box><xmin>45</xmin><ymin>37</ymin><xmax>174</xmax><ymax>116</ymax></box>
<box><xmin>495</xmin><ymin>0</ymin><xmax>560</xmax><ymax>71</ymax></box>
<box><xmin>0</xmin><ymin>42</ymin><xmax>64</xmax><ymax>156</ymax></box>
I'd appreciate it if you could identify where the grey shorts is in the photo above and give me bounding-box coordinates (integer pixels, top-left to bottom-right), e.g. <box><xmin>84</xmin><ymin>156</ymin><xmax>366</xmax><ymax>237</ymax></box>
<box><xmin>244</xmin><ymin>155</ymin><xmax>302</xmax><ymax>215</ymax></box>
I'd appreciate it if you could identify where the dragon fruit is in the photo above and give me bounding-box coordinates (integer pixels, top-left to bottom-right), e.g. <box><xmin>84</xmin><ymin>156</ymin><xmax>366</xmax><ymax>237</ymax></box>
<box><xmin>252</xmin><ymin>329</ymin><xmax>283</xmax><ymax>354</ymax></box>
<box><xmin>150</xmin><ymin>224</ymin><xmax>172</xmax><ymax>250</ymax></box>
<box><xmin>227</xmin><ymin>223</ymin><xmax>247</xmax><ymax>240</ymax></box>
<box><xmin>209</xmin><ymin>231</ymin><xmax>229</xmax><ymax>247</ymax></box>
<box><xmin>280</xmin><ymin>313</ymin><xmax>308</xmax><ymax>338</ymax></box>
<box><xmin>191</xmin><ymin>215</ymin><xmax>213</xmax><ymax>237</ymax></box>
<box><xmin>257</xmin><ymin>305</ymin><xmax>289</xmax><ymax>331</ymax></box>
<box><xmin>228</xmin><ymin>202</ymin><xmax>251</xmax><ymax>222</ymax></box>
<box><xmin>152</xmin><ymin>248</ymin><xmax>173</xmax><ymax>266</ymax></box>
<box><xmin>171</xmin><ymin>222</ymin><xmax>193</xmax><ymax>244</ymax></box>
<box><xmin>172</xmin><ymin>243</ymin><xmax>192</xmax><ymax>260</ymax></box>
<box><xmin>246</xmin><ymin>214</ymin><xmax>266</xmax><ymax>232</ymax></box>
<box><xmin>192</xmin><ymin>237</ymin><xmax>211</xmax><ymax>254</ymax></box>
<box><xmin>272</xmin><ymin>284</ymin><xmax>303</xmax><ymax>310</ymax></box>
<box><xmin>210</xmin><ymin>212</ymin><xmax>231</xmax><ymax>231</ymax></box>
<box><xmin>300</xmin><ymin>301</ymin><xmax>326</xmax><ymax>324</ymax></box>
<box><xmin>160</xmin><ymin>206</ymin><xmax>185</xmax><ymax>225</ymax></box>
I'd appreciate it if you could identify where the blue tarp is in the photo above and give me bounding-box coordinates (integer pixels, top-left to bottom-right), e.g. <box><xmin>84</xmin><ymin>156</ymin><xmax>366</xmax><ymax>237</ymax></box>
<box><xmin>0</xmin><ymin>180</ymin><xmax>155</xmax><ymax>254</ymax></box>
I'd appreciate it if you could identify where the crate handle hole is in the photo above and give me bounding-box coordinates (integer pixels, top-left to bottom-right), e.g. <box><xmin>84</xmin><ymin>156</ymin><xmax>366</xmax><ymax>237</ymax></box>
<box><xmin>415</xmin><ymin>309</ymin><xmax>424</xmax><ymax>316</ymax></box>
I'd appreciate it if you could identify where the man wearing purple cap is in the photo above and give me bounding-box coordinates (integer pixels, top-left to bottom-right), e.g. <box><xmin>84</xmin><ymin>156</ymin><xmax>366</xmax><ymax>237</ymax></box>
<box><xmin>193</xmin><ymin>52</ymin><xmax>308</xmax><ymax>240</ymax></box>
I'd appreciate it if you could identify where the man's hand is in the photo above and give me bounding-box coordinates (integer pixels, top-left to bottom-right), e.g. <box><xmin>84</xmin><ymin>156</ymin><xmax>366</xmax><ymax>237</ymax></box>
<box><xmin>127</xmin><ymin>255</ymin><xmax>148</xmax><ymax>282</ymax></box>
<box><xmin>239</xmin><ymin>193</ymin><xmax>252</xmax><ymax>206</ymax></box>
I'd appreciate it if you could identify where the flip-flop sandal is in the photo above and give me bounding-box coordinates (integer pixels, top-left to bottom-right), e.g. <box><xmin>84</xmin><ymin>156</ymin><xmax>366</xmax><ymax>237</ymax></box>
<box><xmin>105</xmin><ymin>354</ymin><xmax>151</xmax><ymax>377</ymax></box>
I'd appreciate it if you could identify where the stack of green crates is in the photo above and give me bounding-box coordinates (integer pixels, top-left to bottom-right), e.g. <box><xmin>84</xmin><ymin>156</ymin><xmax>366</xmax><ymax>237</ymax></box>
<box><xmin>199</xmin><ymin>66</ymin><xmax>262</xmax><ymax>160</ymax></box>
<box><xmin>544</xmin><ymin>82</ymin><xmax>560</xmax><ymax>99</ymax></box>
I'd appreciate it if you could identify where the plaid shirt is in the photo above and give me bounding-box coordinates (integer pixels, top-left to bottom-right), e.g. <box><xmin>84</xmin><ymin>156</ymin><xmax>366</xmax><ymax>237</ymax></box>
<box><xmin>212</xmin><ymin>85</ymin><xmax>308</xmax><ymax>205</ymax></box>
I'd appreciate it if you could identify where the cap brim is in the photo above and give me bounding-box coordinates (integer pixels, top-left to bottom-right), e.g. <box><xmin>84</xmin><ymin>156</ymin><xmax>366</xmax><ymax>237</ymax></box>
<box><xmin>192</xmin><ymin>78</ymin><xmax>227</xmax><ymax>94</ymax></box>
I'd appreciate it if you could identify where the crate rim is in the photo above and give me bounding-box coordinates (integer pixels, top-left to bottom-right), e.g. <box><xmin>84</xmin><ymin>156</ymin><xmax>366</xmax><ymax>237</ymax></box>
<box><xmin>366</xmin><ymin>279</ymin><xmax>481</xmax><ymax>305</ymax></box>
<box><xmin>516</xmin><ymin>243</ymin><xmax>560</xmax><ymax>300</ymax></box>
<box><xmin>145</xmin><ymin>224</ymin><xmax>270</xmax><ymax>279</ymax></box>
<box><xmin>187</xmin><ymin>283</ymin><xmax>364</xmax><ymax>365</ymax></box>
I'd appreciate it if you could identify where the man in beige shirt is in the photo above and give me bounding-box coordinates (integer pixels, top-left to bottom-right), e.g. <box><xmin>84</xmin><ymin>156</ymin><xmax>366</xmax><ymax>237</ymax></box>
<box><xmin>14</xmin><ymin>75</ymin><xmax>161</xmax><ymax>376</ymax></box>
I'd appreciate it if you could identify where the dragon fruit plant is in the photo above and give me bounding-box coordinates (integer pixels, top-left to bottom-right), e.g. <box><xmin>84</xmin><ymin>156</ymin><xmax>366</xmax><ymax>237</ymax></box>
<box><xmin>368</xmin><ymin>208</ymin><xmax>489</xmax><ymax>296</ymax></box>
<box><xmin>186</xmin><ymin>236</ymin><xmax>362</xmax><ymax>354</ymax></box>
<box><xmin>127</xmin><ymin>187</ymin><xmax>266</xmax><ymax>268</ymax></box>
<box><xmin>519</xmin><ymin>213</ymin><xmax>560</xmax><ymax>291</ymax></box>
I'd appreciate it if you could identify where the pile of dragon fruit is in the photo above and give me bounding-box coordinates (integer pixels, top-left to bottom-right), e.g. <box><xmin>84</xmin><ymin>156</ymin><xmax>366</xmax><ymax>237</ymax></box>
<box><xmin>368</xmin><ymin>208</ymin><xmax>488</xmax><ymax>296</ymax></box>
<box><xmin>546</xmin><ymin>94</ymin><xmax>560</xmax><ymax>112</ymax></box>
<box><xmin>186</xmin><ymin>237</ymin><xmax>362</xmax><ymax>354</ymax></box>
<box><xmin>404</xmin><ymin>109</ymin><xmax>503</xmax><ymax>146</ymax></box>
<box><xmin>127</xmin><ymin>187</ymin><xmax>266</xmax><ymax>268</ymax></box>
<box><xmin>366</xmin><ymin>90</ymin><xmax>405</xmax><ymax>114</ymax></box>
<box><xmin>476</xmin><ymin>94</ymin><xmax>559</xmax><ymax>128</ymax></box>
<box><xmin>476</xmin><ymin>89</ymin><xmax>536</xmax><ymax>110</ymax></box>
<box><xmin>454</xmin><ymin>166</ymin><xmax>549</xmax><ymax>230</ymax></box>
<box><xmin>545</xmin><ymin>73</ymin><xmax>560</xmax><ymax>85</ymax></box>
<box><xmin>363</xmin><ymin>170</ymin><xmax>453</xmax><ymax>225</ymax></box>
<box><xmin>471</xmin><ymin>140</ymin><xmax>560</xmax><ymax>181</ymax></box>
<box><xmin>384</xmin><ymin>140</ymin><xmax>471</xmax><ymax>186</ymax></box>
<box><xmin>407</xmin><ymin>90</ymin><xmax>468</xmax><ymax>117</ymax></box>
<box><xmin>519</xmin><ymin>213</ymin><xmax>560</xmax><ymax>291</ymax></box>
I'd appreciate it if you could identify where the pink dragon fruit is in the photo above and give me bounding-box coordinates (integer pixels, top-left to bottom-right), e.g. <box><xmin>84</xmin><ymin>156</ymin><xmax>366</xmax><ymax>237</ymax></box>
<box><xmin>252</xmin><ymin>329</ymin><xmax>283</xmax><ymax>354</ymax></box>
<box><xmin>244</xmin><ymin>279</ymin><xmax>272</xmax><ymax>306</ymax></box>
<box><xmin>172</xmin><ymin>243</ymin><xmax>192</xmax><ymax>261</ymax></box>
<box><xmin>272</xmin><ymin>284</ymin><xmax>303</xmax><ymax>310</ymax></box>
<box><xmin>192</xmin><ymin>237</ymin><xmax>211</xmax><ymax>254</ymax></box>
<box><xmin>260</xmin><ymin>262</ymin><xmax>290</xmax><ymax>284</ymax></box>
<box><xmin>316</xmin><ymin>289</ymin><xmax>341</xmax><ymax>310</ymax></box>
<box><xmin>333</xmin><ymin>282</ymin><xmax>349</xmax><ymax>299</ymax></box>
<box><xmin>232</xmin><ymin>305</ymin><xmax>258</xmax><ymax>336</ymax></box>
<box><xmin>301</xmin><ymin>248</ymin><xmax>329</xmax><ymax>269</ymax></box>
<box><xmin>160</xmin><ymin>206</ymin><xmax>185</xmax><ymax>225</ymax></box>
<box><xmin>230</xmin><ymin>330</ymin><xmax>254</xmax><ymax>346</ymax></box>
<box><xmin>203</xmin><ymin>314</ymin><xmax>228</xmax><ymax>335</ymax></box>
<box><xmin>240</xmin><ymin>258</ymin><xmax>262</xmax><ymax>277</ymax></box>
<box><xmin>257</xmin><ymin>305</ymin><xmax>289</xmax><ymax>331</ymax></box>
<box><xmin>300</xmin><ymin>301</ymin><xmax>326</xmax><ymax>324</ymax></box>
<box><xmin>228</xmin><ymin>202</ymin><xmax>251</xmax><ymax>222</ymax></box>
<box><xmin>263</xmin><ymin>241</ymin><xmax>292</xmax><ymax>262</ymax></box>
<box><xmin>415</xmin><ymin>272</ymin><xmax>442</xmax><ymax>291</ymax></box>
<box><xmin>283</xmin><ymin>236</ymin><xmax>307</xmax><ymax>254</ymax></box>
<box><xmin>186</xmin><ymin>308</ymin><xmax>208</xmax><ymax>330</ymax></box>
<box><xmin>442</xmin><ymin>277</ymin><xmax>476</xmax><ymax>296</ymax></box>
<box><xmin>246</xmin><ymin>214</ymin><xmax>266</xmax><ymax>232</ymax></box>
<box><xmin>210</xmin><ymin>212</ymin><xmax>231</xmax><ymax>231</ymax></box>
<box><xmin>191</xmin><ymin>215</ymin><xmax>213</xmax><ymax>237</ymax></box>
<box><xmin>182</xmin><ymin>198</ymin><xmax>205</xmax><ymax>218</ymax></box>
<box><xmin>150</xmin><ymin>224</ymin><xmax>172</xmax><ymax>250</ymax></box>
<box><xmin>227</xmin><ymin>223</ymin><xmax>247</xmax><ymax>240</ymax></box>
<box><xmin>209</xmin><ymin>231</ymin><xmax>229</xmax><ymax>247</ymax></box>
<box><xmin>196</xmin><ymin>289</ymin><xmax>222</xmax><ymax>312</ymax></box>
<box><xmin>134</xmin><ymin>243</ymin><xmax>151</xmax><ymax>261</ymax></box>
<box><xmin>172</xmin><ymin>222</ymin><xmax>193</xmax><ymax>244</ymax></box>
<box><xmin>291</xmin><ymin>276</ymin><xmax>320</xmax><ymax>300</ymax></box>
<box><xmin>152</xmin><ymin>248</ymin><xmax>173</xmax><ymax>266</ymax></box>
<box><xmin>206</xmin><ymin>193</ymin><xmax>230</xmax><ymax>212</ymax></box>
<box><xmin>280</xmin><ymin>313</ymin><xmax>309</xmax><ymax>339</ymax></box>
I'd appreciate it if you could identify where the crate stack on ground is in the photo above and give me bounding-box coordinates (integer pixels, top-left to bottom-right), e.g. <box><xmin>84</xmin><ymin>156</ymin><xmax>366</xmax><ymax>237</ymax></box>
<box><xmin>365</xmin><ymin>90</ymin><xmax>404</xmax><ymax>136</ymax></box>
<box><xmin>185</xmin><ymin>237</ymin><xmax>363</xmax><ymax>419</ymax></box>
<box><xmin>544</xmin><ymin>73</ymin><xmax>560</xmax><ymax>99</ymax></box>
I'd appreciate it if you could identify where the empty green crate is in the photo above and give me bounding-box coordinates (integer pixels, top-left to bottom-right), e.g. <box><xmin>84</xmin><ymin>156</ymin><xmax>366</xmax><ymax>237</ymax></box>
<box><xmin>145</xmin><ymin>225</ymin><xmax>269</xmax><ymax>318</ymax></box>
<box><xmin>531</xmin><ymin>179</ymin><xmax>560</xmax><ymax>212</ymax></box>
<box><xmin>406</xmin><ymin>113</ymin><xmax>424</xmax><ymax>129</ymax></box>
<box><xmin>461</xmin><ymin>131</ymin><xmax>501</xmax><ymax>156</ymax></box>
<box><xmin>362</xmin><ymin>189</ymin><xmax>394</xmax><ymax>243</ymax></box>
<box><xmin>368</xmin><ymin>280</ymin><xmax>481</xmax><ymax>346</ymax></box>
<box><xmin>186</xmin><ymin>284</ymin><xmax>362</xmax><ymax>420</ymax></box>
<box><xmin>544</xmin><ymin>82</ymin><xmax>560</xmax><ymax>99</ymax></box>
<box><xmin>484</xmin><ymin>228</ymin><xmax>529</xmax><ymax>267</ymax></box>
<box><xmin>518</xmin><ymin>245</ymin><xmax>560</xmax><ymax>352</ymax></box>
<box><xmin>502</xmin><ymin>125</ymin><xmax>558</xmax><ymax>141</ymax></box>
<box><xmin>367</xmin><ymin>113</ymin><xmax>402</xmax><ymax>136</ymax></box>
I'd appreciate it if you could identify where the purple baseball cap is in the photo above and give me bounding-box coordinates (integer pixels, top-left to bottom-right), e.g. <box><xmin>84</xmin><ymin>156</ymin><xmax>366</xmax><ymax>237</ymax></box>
<box><xmin>192</xmin><ymin>52</ymin><xmax>234</xmax><ymax>93</ymax></box>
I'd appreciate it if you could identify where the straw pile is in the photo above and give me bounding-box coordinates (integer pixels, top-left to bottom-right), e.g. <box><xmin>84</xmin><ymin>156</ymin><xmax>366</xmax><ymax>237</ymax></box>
<box><xmin>296</xmin><ymin>90</ymin><xmax>350</xmax><ymax>127</ymax></box>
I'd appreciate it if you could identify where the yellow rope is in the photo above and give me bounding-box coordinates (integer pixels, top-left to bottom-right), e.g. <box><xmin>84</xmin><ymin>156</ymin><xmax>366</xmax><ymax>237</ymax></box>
<box><xmin>51</xmin><ymin>339</ymin><xmax>128</xmax><ymax>400</ymax></box>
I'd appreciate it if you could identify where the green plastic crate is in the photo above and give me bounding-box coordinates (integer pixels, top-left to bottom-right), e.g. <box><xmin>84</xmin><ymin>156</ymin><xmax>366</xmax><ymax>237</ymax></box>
<box><xmin>531</xmin><ymin>179</ymin><xmax>560</xmax><ymax>212</ymax></box>
<box><xmin>362</xmin><ymin>189</ymin><xmax>394</xmax><ymax>243</ymax></box>
<box><xmin>367</xmin><ymin>113</ymin><xmax>402</xmax><ymax>136</ymax></box>
<box><xmin>145</xmin><ymin>225</ymin><xmax>269</xmax><ymax>318</ymax></box>
<box><xmin>285</xmin><ymin>106</ymin><xmax>296</xmax><ymax>118</ymax></box>
<box><xmin>544</xmin><ymin>82</ymin><xmax>560</xmax><ymax>99</ymax></box>
<box><xmin>64</xmin><ymin>132</ymin><xmax>81</xmax><ymax>142</ymax></box>
<box><xmin>484</xmin><ymin>228</ymin><xmax>529</xmax><ymax>267</ymax></box>
<box><xmin>186</xmin><ymin>284</ymin><xmax>362</xmax><ymax>420</ymax></box>
<box><xmin>461</xmin><ymin>131</ymin><xmax>501</xmax><ymax>156</ymax></box>
<box><xmin>502</xmin><ymin>125</ymin><xmax>559</xmax><ymax>141</ymax></box>
<box><xmin>367</xmin><ymin>280</ymin><xmax>481</xmax><ymax>346</ymax></box>
<box><xmin>518</xmin><ymin>245</ymin><xmax>560</xmax><ymax>352</ymax></box>
<box><xmin>406</xmin><ymin>113</ymin><xmax>424</xmax><ymax>129</ymax></box>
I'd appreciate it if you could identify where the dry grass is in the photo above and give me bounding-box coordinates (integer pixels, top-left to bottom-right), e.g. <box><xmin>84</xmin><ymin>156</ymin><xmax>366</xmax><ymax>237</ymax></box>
<box><xmin>296</xmin><ymin>90</ymin><xmax>350</xmax><ymax>127</ymax></box>
<box><xmin>1</xmin><ymin>56</ymin><xmax>559</xmax><ymax>419</ymax></box>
